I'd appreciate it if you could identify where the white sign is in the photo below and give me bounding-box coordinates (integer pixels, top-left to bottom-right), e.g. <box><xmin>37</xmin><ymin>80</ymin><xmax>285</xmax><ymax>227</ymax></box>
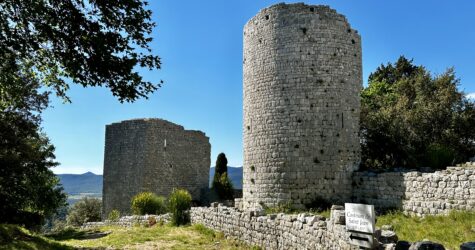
<box><xmin>345</xmin><ymin>203</ymin><xmax>375</xmax><ymax>234</ymax></box>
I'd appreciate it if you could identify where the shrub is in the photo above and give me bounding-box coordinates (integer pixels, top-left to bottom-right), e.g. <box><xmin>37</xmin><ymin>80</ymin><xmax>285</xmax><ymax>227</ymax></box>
<box><xmin>424</xmin><ymin>144</ymin><xmax>456</xmax><ymax>169</ymax></box>
<box><xmin>264</xmin><ymin>202</ymin><xmax>294</xmax><ymax>214</ymax></box>
<box><xmin>107</xmin><ymin>209</ymin><xmax>121</xmax><ymax>222</ymax></box>
<box><xmin>168</xmin><ymin>189</ymin><xmax>192</xmax><ymax>226</ymax></box>
<box><xmin>66</xmin><ymin>197</ymin><xmax>101</xmax><ymax>227</ymax></box>
<box><xmin>131</xmin><ymin>192</ymin><xmax>167</xmax><ymax>215</ymax></box>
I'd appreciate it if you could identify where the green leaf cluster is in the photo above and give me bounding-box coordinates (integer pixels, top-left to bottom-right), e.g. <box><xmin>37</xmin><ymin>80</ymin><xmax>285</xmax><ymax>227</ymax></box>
<box><xmin>66</xmin><ymin>197</ymin><xmax>101</xmax><ymax>227</ymax></box>
<box><xmin>361</xmin><ymin>56</ymin><xmax>475</xmax><ymax>170</ymax></box>
<box><xmin>107</xmin><ymin>209</ymin><xmax>121</xmax><ymax>222</ymax></box>
<box><xmin>0</xmin><ymin>52</ymin><xmax>66</xmax><ymax>227</ymax></box>
<box><xmin>168</xmin><ymin>189</ymin><xmax>192</xmax><ymax>226</ymax></box>
<box><xmin>0</xmin><ymin>0</ymin><xmax>161</xmax><ymax>102</ymax></box>
<box><xmin>131</xmin><ymin>192</ymin><xmax>167</xmax><ymax>216</ymax></box>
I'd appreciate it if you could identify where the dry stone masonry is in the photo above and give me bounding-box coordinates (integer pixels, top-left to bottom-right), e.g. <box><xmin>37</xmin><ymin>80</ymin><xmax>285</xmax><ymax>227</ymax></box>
<box><xmin>243</xmin><ymin>3</ymin><xmax>362</xmax><ymax>209</ymax></box>
<box><xmin>191</xmin><ymin>205</ymin><xmax>359</xmax><ymax>250</ymax></box>
<box><xmin>352</xmin><ymin>162</ymin><xmax>475</xmax><ymax>216</ymax></box>
<box><xmin>102</xmin><ymin>118</ymin><xmax>210</xmax><ymax>217</ymax></box>
<box><xmin>82</xmin><ymin>214</ymin><xmax>171</xmax><ymax>229</ymax></box>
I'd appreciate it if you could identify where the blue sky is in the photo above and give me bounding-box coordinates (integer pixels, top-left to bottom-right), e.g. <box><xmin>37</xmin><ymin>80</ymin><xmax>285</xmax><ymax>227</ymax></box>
<box><xmin>44</xmin><ymin>0</ymin><xmax>475</xmax><ymax>174</ymax></box>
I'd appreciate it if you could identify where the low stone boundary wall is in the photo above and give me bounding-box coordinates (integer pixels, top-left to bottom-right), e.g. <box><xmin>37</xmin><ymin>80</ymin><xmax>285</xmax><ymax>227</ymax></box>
<box><xmin>82</xmin><ymin>214</ymin><xmax>170</xmax><ymax>229</ymax></box>
<box><xmin>191</xmin><ymin>205</ymin><xmax>357</xmax><ymax>250</ymax></box>
<box><xmin>352</xmin><ymin>162</ymin><xmax>475</xmax><ymax>216</ymax></box>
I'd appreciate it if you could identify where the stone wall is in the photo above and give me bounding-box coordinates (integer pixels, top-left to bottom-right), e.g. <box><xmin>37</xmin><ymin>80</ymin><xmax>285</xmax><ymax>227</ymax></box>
<box><xmin>82</xmin><ymin>214</ymin><xmax>171</xmax><ymax>229</ymax></box>
<box><xmin>191</xmin><ymin>205</ymin><xmax>358</xmax><ymax>250</ymax></box>
<box><xmin>242</xmin><ymin>3</ymin><xmax>362</xmax><ymax>209</ymax></box>
<box><xmin>352</xmin><ymin>162</ymin><xmax>475</xmax><ymax>216</ymax></box>
<box><xmin>102</xmin><ymin>118</ymin><xmax>210</xmax><ymax>217</ymax></box>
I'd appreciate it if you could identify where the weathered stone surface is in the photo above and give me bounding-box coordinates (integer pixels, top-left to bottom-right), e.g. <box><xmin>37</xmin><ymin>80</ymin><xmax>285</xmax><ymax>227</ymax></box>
<box><xmin>352</xmin><ymin>163</ymin><xmax>475</xmax><ymax>216</ymax></box>
<box><xmin>331</xmin><ymin>207</ymin><xmax>346</xmax><ymax>225</ymax></box>
<box><xmin>461</xmin><ymin>242</ymin><xmax>475</xmax><ymax>250</ymax></box>
<box><xmin>379</xmin><ymin>230</ymin><xmax>398</xmax><ymax>244</ymax></box>
<box><xmin>102</xmin><ymin>118</ymin><xmax>210</xmax><ymax>217</ymax></box>
<box><xmin>382</xmin><ymin>243</ymin><xmax>397</xmax><ymax>250</ymax></box>
<box><xmin>191</xmin><ymin>206</ymin><xmax>360</xmax><ymax>250</ymax></box>
<box><xmin>409</xmin><ymin>241</ymin><xmax>445</xmax><ymax>250</ymax></box>
<box><xmin>82</xmin><ymin>214</ymin><xmax>171</xmax><ymax>229</ymax></box>
<box><xmin>242</xmin><ymin>2</ymin><xmax>362</xmax><ymax>209</ymax></box>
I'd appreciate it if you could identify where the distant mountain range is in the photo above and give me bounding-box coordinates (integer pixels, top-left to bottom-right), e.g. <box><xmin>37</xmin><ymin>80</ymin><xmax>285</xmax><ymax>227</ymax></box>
<box><xmin>209</xmin><ymin>166</ymin><xmax>243</xmax><ymax>189</ymax></box>
<box><xmin>57</xmin><ymin>166</ymin><xmax>243</xmax><ymax>203</ymax></box>
<box><xmin>57</xmin><ymin>171</ymin><xmax>103</xmax><ymax>195</ymax></box>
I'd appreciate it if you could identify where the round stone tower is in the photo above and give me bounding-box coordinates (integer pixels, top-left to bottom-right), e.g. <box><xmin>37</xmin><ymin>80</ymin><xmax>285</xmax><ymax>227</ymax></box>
<box><xmin>242</xmin><ymin>3</ymin><xmax>362</xmax><ymax>209</ymax></box>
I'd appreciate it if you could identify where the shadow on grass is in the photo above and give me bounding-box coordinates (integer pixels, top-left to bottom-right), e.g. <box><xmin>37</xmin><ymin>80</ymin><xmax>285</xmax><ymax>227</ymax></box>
<box><xmin>45</xmin><ymin>228</ymin><xmax>110</xmax><ymax>241</ymax></box>
<box><xmin>0</xmin><ymin>224</ymin><xmax>74</xmax><ymax>250</ymax></box>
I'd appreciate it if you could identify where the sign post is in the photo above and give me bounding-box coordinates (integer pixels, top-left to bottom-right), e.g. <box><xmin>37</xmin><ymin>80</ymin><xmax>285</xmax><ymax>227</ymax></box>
<box><xmin>345</xmin><ymin>203</ymin><xmax>376</xmax><ymax>249</ymax></box>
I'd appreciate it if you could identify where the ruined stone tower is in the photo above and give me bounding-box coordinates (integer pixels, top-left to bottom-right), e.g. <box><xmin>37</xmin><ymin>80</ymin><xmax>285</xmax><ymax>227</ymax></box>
<box><xmin>102</xmin><ymin>118</ymin><xmax>210</xmax><ymax>217</ymax></box>
<box><xmin>242</xmin><ymin>3</ymin><xmax>362</xmax><ymax>209</ymax></box>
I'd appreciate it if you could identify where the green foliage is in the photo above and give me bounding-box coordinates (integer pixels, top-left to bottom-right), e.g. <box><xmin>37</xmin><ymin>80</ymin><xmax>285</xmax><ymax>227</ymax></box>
<box><xmin>66</xmin><ymin>197</ymin><xmax>101</xmax><ymax>227</ymax></box>
<box><xmin>43</xmin><ymin>206</ymin><xmax>69</xmax><ymax>233</ymax></box>
<box><xmin>0</xmin><ymin>52</ymin><xmax>66</xmax><ymax>227</ymax></box>
<box><xmin>263</xmin><ymin>201</ymin><xmax>331</xmax><ymax>218</ymax></box>
<box><xmin>425</xmin><ymin>144</ymin><xmax>456</xmax><ymax>169</ymax></box>
<box><xmin>0</xmin><ymin>0</ymin><xmax>161</xmax><ymax>103</ymax></box>
<box><xmin>216</xmin><ymin>173</ymin><xmax>234</xmax><ymax>200</ymax></box>
<box><xmin>304</xmin><ymin>197</ymin><xmax>331</xmax><ymax>213</ymax></box>
<box><xmin>377</xmin><ymin>210</ymin><xmax>475</xmax><ymax>249</ymax></box>
<box><xmin>191</xmin><ymin>224</ymin><xmax>217</xmax><ymax>238</ymax></box>
<box><xmin>212</xmin><ymin>153</ymin><xmax>234</xmax><ymax>200</ymax></box>
<box><xmin>215</xmin><ymin>152</ymin><xmax>228</xmax><ymax>176</ymax></box>
<box><xmin>263</xmin><ymin>202</ymin><xmax>294</xmax><ymax>214</ymax></box>
<box><xmin>168</xmin><ymin>189</ymin><xmax>192</xmax><ymax>226</ymax></box>
<box><xmin>131</xmin><ymin>192</ymin><xmax>167</xmax><ymax>215</ymax></box>
<box><xmin>361</xmin><ymin>56</ymin><xmax>475</xmax><ymax>170</ymax></box>
<box><xmin>107</xmin><ymin>210</ymin><xmax>121</xmax><ymax>222</ymax></box>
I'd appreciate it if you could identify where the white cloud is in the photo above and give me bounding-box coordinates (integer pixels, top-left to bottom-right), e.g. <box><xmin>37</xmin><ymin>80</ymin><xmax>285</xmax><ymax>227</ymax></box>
<box><xmin>467</xmin><ymin>93</ymin><xmax>475</xmax><ymax>100</ymax></box>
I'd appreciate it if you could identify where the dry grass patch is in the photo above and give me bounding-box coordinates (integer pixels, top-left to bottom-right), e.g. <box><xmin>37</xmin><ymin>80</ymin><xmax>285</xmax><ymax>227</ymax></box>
<box><xmin>59</xmin><ymin>224</ymin><xmax>258</xmax><ymax>250</ymax></box>
<box><xmin>377</xmin><ymin>210</ymin><xmax>475</xmax><ymax>249</ymax></box>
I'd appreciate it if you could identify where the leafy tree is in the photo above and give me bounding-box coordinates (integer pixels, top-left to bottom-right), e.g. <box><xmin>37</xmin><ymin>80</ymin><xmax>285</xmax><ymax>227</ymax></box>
<box><xmin>66</xmin><ymin>197</ymin><xmax>102</xmax><ymax>227</ymax></box>
<box><xmin>168</xmin><ymin>189</ymin><xmax>192</xmax><ymax>226</ymax></box>
<box><xmin>0</xmin><ymin>0</ymin><xmax>161</xmax><ymax>102</ymax></box>
<box><xmin>0</xmin><ymin>0</ymin><xmax>160</xmax><ymax>227</ymax></box>
<box><xmin>0</xmin><ymin>52</ymin><xmax>66</xmax><ymax>226</ymax></box>
<box><xmin>212</xmin><ymin>153</ymin><xmax>234</xmax><ymax>200</ymax></box>
<box><xmin>361</xmin><ymin>56</ymin><xmax>475</xmax><ymax>170</ymax></box>
<box><xmin>215</xmin><ymin>153</ymin><xmax>228</xmax><ymax>176</ymax></box>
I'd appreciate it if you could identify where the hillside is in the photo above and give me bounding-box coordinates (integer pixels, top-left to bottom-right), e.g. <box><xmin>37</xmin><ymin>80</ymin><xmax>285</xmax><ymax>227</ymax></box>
<box><xmin>57</xmin><ymin>172</ymin><xmax>102</xmax><ymax>204</ymax></box>
<box><xmin>57</xmin><ymin>172</ymin><xmax>102</xmax><ymax>195</ymax></box>
<box><xmin>57</xmin><ymin>166</ymin><xmax>243</xmax><ymax>203</ymax></box>
<box><xmin>209</xmin><ymin>166</ymin><xmax>243</xmax><ymax>189</ymax></box>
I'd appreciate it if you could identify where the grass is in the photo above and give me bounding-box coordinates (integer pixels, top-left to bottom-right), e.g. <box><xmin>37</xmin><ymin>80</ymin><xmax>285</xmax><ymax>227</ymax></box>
<box><xmin>377</xmin><ymin>210</ymin><xmax>475</xmax><ymax>249</ymax></box>
<box><xmin>60</xmin><ymin>223</ymin><xmax>258</xmax><ymax>250</ymax></box>
<box><xmin>0</xmin><ymin>224</ymin><xmax>73</xmax><ymax>250</ymax></box>
<box><xmin>3</xmin><ymin>210</ymin><xmax>473</xmax><ymax>249</ymax></box>
<box><xmin>0</xmin><ymin>223</ymin><xmax>259</xmax><ymax>250</ymax></box>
